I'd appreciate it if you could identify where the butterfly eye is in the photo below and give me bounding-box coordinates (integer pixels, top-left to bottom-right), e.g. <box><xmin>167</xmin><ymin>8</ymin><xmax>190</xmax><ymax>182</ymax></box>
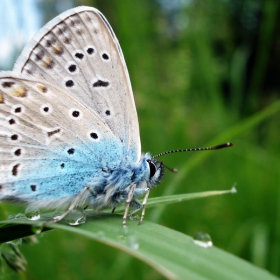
<box><xmin>147</xmin><ymin>159</ymin><xmax>156</xmax><ymax>178</ymax></box>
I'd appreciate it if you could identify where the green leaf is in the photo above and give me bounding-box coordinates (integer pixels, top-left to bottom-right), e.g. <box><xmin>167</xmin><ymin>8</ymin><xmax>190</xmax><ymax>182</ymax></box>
<box><xmin>114</xmin><ymin>188</ymin><xmax>236</xmax><ymax>213</ymax></box>
<box><xmin>0</xmin><ymin>189</ymin><xmax>277</xmax><ymax>280</ymax></box>
<box><xmin>0</xmin><ymin>213</ymin><xmax>278</xmax><ymax>280</ymax></box>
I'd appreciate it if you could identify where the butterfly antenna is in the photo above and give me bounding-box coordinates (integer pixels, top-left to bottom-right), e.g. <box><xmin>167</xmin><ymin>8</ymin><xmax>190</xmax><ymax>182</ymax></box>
<box><xmin>154</xmin><ymin>142</ymin><xmax>233</xmax><ymax>159</ymax></box>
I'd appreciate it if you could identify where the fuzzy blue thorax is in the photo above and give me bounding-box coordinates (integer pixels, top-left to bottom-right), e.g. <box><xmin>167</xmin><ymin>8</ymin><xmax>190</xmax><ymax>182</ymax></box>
<box><xmin>88</xmin><ymin>153</ymin><xmax>164</xmax><ymax>210</ymax></box>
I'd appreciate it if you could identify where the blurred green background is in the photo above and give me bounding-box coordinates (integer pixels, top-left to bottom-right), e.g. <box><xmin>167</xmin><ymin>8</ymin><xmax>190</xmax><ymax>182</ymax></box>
<box><xmin>0</xmin><ymin>0</ymin><xmax>279</xmax><ymax>279</ymax></box>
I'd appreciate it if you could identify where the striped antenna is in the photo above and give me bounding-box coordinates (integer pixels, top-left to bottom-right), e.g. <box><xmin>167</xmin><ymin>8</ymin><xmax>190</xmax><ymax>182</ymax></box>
<box><xmin>153</xmin><ymin>142</ymin><xmax>233</xmax><ymax>159</ymax></box>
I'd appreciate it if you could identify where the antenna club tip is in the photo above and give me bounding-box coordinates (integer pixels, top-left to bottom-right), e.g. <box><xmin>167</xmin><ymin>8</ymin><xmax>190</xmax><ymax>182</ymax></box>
<box><xmin>214</xmin><ymin>142</ymin><xmax>233</xmax><ymax>149</ymax></box>
<box><xmin>172</xmin><ymin>168</ymin><xmax>178</xmax><ymax>173</ymax></box>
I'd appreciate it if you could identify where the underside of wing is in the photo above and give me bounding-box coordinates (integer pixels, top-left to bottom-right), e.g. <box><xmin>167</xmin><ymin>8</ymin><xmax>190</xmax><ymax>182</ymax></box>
<box><xmin>0</xmin><ymin>73</ymin><xmax>123</xmax><ymax>205</ymax></box>
<box><xmin>13</xmin><ymin>6</ymin><xmax>141</xmax><ymax>162</ymax></box>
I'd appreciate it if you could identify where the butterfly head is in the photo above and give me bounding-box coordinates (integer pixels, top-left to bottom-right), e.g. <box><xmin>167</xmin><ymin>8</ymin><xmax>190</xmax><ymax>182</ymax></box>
<box><xmin>138</xmin><ymin>153</ymin><xmax>164</xmax><ymax>188</ymax></box>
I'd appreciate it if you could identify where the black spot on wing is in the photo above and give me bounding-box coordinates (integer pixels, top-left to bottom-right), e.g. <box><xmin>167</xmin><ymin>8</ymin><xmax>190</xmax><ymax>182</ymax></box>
<box><xmin>47</xmin><ymin>129</ymin><xmax>61</xmax><ymax>137</ymax></box>
<box><xmin>2</xmin><ymin>82</ymin><xmax>15</xmax><ymax>88</ymax></box>
<box><xmin>12</xmin><ymin>164</ymin><xmax>20</xmax><ymax>176</ymax></box>
<box><xmin>67</xmin><ymin>148</ymin><xmax>75</xmax><ymax>155</ymax></box>
<box><xmin>93</xmin><ymin>80</ymin><xmax>109</xmax><ymax>87</ymax></box>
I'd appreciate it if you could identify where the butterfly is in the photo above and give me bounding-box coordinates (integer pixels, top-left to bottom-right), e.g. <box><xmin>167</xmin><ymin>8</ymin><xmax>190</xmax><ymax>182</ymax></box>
<box><xmin>0</xmin><ymin>6</ymin><xmax>164</xmax><ymax>226</ymax></box>
<box><xmin>0</xmin><ymin>6</ymin><xmax>232</xmax><ymax>226</ymax></box>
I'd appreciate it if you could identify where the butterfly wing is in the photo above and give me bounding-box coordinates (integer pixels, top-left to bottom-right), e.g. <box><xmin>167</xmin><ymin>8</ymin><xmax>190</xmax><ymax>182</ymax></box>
<box><xmin>13</xmin><ymin>6</ymin><xmax>141</xmax><ymax>162</ymax></box>
<box><xmin>0</xmin><ymin>73</ymin><xmax>125</xmax><ymax>208</ymax></box>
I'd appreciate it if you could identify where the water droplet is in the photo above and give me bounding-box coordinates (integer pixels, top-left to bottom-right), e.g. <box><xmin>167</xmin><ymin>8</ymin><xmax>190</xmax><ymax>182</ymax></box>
<box><xmin>193</xmin><ymin>232</ymin><xmax>213</xmax><ymax>248</ymax></box>
<box><xmin>97</xmin><ymin>231</ymin><xmax>105</xmax><ymax>239</ymax></box>
<box><xmin>15</xmin><ymin>213</ymin><xmax>26</xmax><ymax>219</ymax></box>
<box><xmin>31</xmin><ymin>223</ymin><xmax>43</xmax><ymax>234</ymax></box>
<box><xmin>65</xmin><ymin>207</ymin><xmax>86</xmax><ymax>226</ymax></box>
<box><xmin>25</xmin><ymin>210</ymin><xmax>41</xmax><ymax>221</ymax></box>
<box><xmin>8</xmin><ymin>215</ymin><xmax>14</xmax><ymax>220</ymax></box>
<box><xmin>118</xmin><ymin>226</ymin><xmax>129</xmax><ymax>240</ymax></box>
<box><xmin>127</xmin><ymin>236</ymin><xmax>139</xmax><ymax>250</ymax></box>
<box><xmin>129</xmin><ymin>214</ymin><xmax>139</xmax><ymax>221</ymax></box>
<box><xmin>52</xmin><ymin>211</ymin><xmax>63</xmax><ymax>220</ymax></box>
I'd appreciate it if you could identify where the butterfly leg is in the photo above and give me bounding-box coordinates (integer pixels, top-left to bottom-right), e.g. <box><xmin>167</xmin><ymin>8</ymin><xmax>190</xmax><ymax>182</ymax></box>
<box><xmin>127</xmin><ymin>187</ymin><xmax>150</xmax><ymax>224</ymax></box>
<box><xmin>127</xmin><ymin>200</ymin><xmax>142</xmax><ymax>216</ymax></box>
<box><xmin>139</xmin><ymin>187</ymin><xmax>150</xmax><ymax>225</ymax></box>
<box><xmin>122</xmin><ymin>183</ymin><xmax>136</xmax><ymax>227</ymax></box>
<box><xmin>44</xmin><ymin>186</ymin><xmax>90</xmax><ymax>226</ymax></box>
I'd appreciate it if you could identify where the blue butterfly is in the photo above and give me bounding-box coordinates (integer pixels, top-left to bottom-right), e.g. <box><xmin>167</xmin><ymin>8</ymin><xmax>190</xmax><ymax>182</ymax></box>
<box><xmin>0</xmin><ymin>7</ymin><xmax>164</xmax><ymax>225</ymax></box>
<box><xmin>0</xmin><ymin>6</ymin><xmax>232</xmax><ymax>226</ymax></box>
